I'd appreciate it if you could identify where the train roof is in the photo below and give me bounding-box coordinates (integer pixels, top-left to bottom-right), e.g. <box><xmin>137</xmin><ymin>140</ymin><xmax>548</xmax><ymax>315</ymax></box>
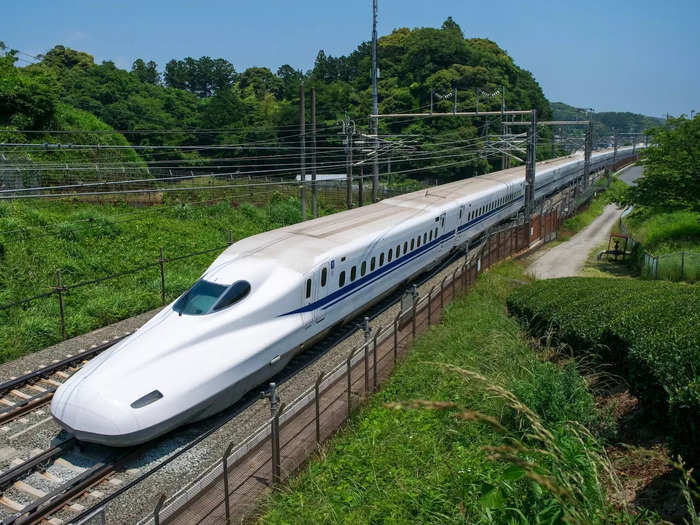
<box><xmin>209</xmin><ymin>147</ymin><xmax>623</xmax><ymax>276</ymax></box>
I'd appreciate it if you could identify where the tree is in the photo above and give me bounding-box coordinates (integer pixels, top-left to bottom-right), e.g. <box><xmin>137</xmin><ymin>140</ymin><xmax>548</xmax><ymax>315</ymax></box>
<box><xmin>441</xmin><ymin>16</ymin><xmax>464</xmax><ymax>38</ymax></box>
<box><xmin>164</xmin><ymin>56</ymin><xmax>235</xmax><ymax>97</ymax></box>
<box><xmin>625</xmin><ymin>116</ymin><xmax>700</xmax><ymax>212</ymax></box>
<box><xmin>39</xmin><ymin>45</ymin><xmax>93</xmax><ymax>70</ymax></box>
<box><xmin>239</xmin><ymin>67</ymin><xmax>281</xmax><ymax>98</ymax></box>
<box><xmin>131</xmin><ymin>59</ymin><xmax>160</xmax><ymax>85</ymax></box>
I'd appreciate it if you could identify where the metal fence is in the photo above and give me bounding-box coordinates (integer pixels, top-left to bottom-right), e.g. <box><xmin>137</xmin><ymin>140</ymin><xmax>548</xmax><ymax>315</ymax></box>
<box><xmin>0</xmin><ymin>239</ymin><xmax>231</xmax><ymax>342</ymax></box>
<box><xmin>619</xmin><ymin>217</ymin><xmax>699</xmax><ymax>283</ymax></box>
<box><xmin>66</xmin><ymin>212</ymin><xmax>560</xmax><ymax>525</ymax></box>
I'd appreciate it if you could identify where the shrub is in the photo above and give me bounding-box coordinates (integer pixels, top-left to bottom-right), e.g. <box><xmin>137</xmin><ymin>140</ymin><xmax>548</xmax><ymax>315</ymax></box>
<box><xmin>507</xmin><ymin>278</ymin><xmax>700</xmax><ymax>462</ymax></box>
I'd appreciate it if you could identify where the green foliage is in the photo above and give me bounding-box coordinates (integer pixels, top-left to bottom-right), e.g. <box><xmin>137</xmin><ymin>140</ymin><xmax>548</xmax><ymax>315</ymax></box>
<box><xmin>4</xmin><ymin>18</ymin><xmax>556</xmax><ymax>181</ymax></box>
<box><xmin>624</xmin><ymin>208</ymin><xmax>700</xmax><ymax>255</ymax></box>
<box><xmin>0</xmin><ymin>198</ymin><xmax>311</xmax><ymax>361</ymax></box>
<box><xmin>551</xmin><ymin>102</ymin><xmax>663</xmax><ymax>137</ymax></box>
<box><xmin>507</xmin><ymin>278</ymin><xmax>700</xmax><ymax>462</ymax></box>
<box><xmin>259</xmin><ymin>265</ymin><xmax>635</xmax><ymax>524</ymax></box>
<box><xmin>625</xmin><ymin>116</ymin><xmax>700</xmax><ymax>212</ymax></box>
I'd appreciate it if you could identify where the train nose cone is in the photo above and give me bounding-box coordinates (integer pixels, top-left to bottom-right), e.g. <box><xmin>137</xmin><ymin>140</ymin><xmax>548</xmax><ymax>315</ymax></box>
<box><xmin>51</xmin><ymin>381</ymin><xmax>139</xmax><ymax>445</ymax></box>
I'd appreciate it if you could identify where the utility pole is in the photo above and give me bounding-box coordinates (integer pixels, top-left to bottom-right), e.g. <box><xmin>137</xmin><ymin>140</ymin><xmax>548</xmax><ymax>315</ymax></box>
<box><xmin>525</xmin><ymin>109</ymin><xmax>537</xmax><ymax>220</ymax></box>
<box><xmin>311</xmin><ymin>87</ymin><xmax>318</xmax><ymax>218</ymax></box>
<box><xmin>300</xmin><ymin>83</ymin><xmax>306</xmax><ymax>220</ymax></box>
<box><xmin>371</xmin><ymin>0</ymin><xmax>379</xmax><ymax>203</ymax></box>
<box><xmin>501</xmin><ymin>86</ymin><xmax>508</xmax><ymax>170</ymax></box>
<box><xmin>343</xmin><ymin>115</ymin><xmax>354</xmax><ymax>209</ymax></box>
<box><xmin>359</xmin><ymin>166</ymin><xmax>364</xmax><ymax>207</ymax></box>
<box><xmin>611</xmin><ymin>129</ymin><xmax>618</xmax><ymax>188</ymax></box>
<box><xmin>583</xmin><ymin>121</ymin><xmax>592</xmax><ymax>191</ymax></box>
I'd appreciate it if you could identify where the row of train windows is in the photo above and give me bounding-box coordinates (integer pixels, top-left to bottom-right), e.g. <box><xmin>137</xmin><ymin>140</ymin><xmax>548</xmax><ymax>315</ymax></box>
<box><xmin>465</xmin><ymin>190</ymin><xmax>519</xmax><ymax>222</ymax></box>
<box><xmin>304</xmin><ymin>226</ymin><xmax>440</xmax><ymax>298</ymax></box>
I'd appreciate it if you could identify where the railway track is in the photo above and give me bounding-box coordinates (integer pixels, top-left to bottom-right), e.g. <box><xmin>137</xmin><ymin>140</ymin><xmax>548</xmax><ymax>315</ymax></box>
<box><xmin>0</xmin><ymin>248</ymin><xmax>472</xmax><ymax>524</ymax></box>
<box><xmin>0</xmin><ymin>337</ymin><xmax>128</xmax><ymax>427</ymax></box>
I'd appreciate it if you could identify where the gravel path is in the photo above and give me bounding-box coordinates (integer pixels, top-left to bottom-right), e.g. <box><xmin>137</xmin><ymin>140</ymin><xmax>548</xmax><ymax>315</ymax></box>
<box><xmin>526</xmin><ymin>165</ymin><xmax>642</xmax><ymax>280</ymax></box>
<box><xmin>526</xmin><ymin>204</ymin><xmax>621</xmax><ymax>279</ymax></box>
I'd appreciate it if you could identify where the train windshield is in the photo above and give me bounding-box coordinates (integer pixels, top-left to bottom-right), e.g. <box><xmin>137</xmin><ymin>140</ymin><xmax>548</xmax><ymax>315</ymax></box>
<box><xmin>173</xmin><ymin>280</ymin><xmax>251</xmax><ymax>315</ymax></box>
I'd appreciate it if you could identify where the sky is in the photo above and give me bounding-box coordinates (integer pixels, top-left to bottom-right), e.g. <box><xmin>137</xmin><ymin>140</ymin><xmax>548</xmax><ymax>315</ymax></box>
<box><xmin>4</xmin><ymin>0</ymin><xmax>699</xmax><ymax>118</ymax></box>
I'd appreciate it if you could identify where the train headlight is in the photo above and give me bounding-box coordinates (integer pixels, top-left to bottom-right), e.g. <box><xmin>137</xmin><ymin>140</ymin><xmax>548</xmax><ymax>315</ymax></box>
<box><xmin>130</xmin><ymin>390</ymin><xmax>163</xmax><ymax>409</ymax></box>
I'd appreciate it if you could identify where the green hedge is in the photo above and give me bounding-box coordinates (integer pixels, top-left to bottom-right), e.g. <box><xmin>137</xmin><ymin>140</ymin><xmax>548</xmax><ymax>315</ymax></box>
<box><xmin>506</xmin><ymin>278</ymin><xmax>700</xmax><ymax>461</ymax></box>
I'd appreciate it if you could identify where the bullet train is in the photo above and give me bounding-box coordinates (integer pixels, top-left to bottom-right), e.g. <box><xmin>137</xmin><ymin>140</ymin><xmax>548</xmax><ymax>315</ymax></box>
<box><xmin>51</xmin><ymin>146</ymin><xmax>639</xmax><ymax>446</ymax></box>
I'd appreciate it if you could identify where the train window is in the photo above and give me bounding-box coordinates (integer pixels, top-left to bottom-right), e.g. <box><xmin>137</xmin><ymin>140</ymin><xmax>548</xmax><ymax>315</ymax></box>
<box><xmin>213</xmin><ymin>281</ymin><xmax>251</xmax><ymax>312</ymax></box>
<box><xmin>423</xmin><ymin>232</ymin><xmax>427</xmax><ymax>244</ymax></box>
<box><xmin>361</xmin><ymin>261</ymin><xmax>366</xmax><ymax>276</ymax></box>
<box><xmin>429</xmin><ymin>230</ymin><xmax>433</xmax><ymax>241</ymax></box>
<box><xmin>351</xmin><ymin>266</ymin><xmax>356</xmax><ymax>282</ymax></box>
<box><xmin>435</xmin><ymin>227</ymin><xmax>438</xmax><ymax>238</ymax></box>
<box><xmin>339</xmin><ymin>271</ymin><xmax>346</xmax><ymax>287</ymax></box>
<box><xmin>174</xmin><ymin>280</ymin><xmax>227</xmax><ymax>316</ymax></box>
<box><xmin>403</xmin><ymin>241</ymin><xmax>408</xmax><ymax>253</ymax></box>
<box><xmin>321</xmin><ymin>268</ymin><xmax>327</xmax><ymax>287</ymax></box>
<box><xmin>435</xmin><ymin>217</ymin><xmax>439</xmax><ymax>222</ymax></box>
<box><xmin>371</xmin><ymin>256</ymin><xmax>376</xmax><ymax>271</ymax></box>
<box><xmin>380</xmin><ymin>253</ymin><xmax>385</xmax><ymax>266</ymax></box>
<box><xmin>305</xmin><ymin>279</ymin><xmax>312</xmax><ymax>299</ymax></box>
<box><xmin>459</xmin><ymin>208</ymin><xmax>463</xmax><ymax>219</ymax></box>
<box><xmin>388</xmin><ymin>249</ymin><xmax>393</xmax><ymax>262</ymax></box>
<box><xmin>416</xmin><ymin>236</ymin><xmax>421</xmax><ymax>248</ymax></box>
<box><xmin>410</xmin><ymin>238</ymin><xmax>415</xmax><ymax>250</ymax></box>
<box><xmin>397</xmin><ymin>244</ymin><xmax>401</xmax><ymax>257</ymax></box>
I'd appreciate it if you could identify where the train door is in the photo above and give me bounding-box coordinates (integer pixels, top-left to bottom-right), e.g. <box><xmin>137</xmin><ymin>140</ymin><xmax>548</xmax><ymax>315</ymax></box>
<box><xmin>314</xmin><ymin>260</ymin><xmax>330</xmax><ymax>323</ymax></box>
<box><xmin>456</xmin><ymin>205</ymin><xmax>465</xmax><ymax>236</ymax></box>
<box><xmin>301</xmin><ymin>272</ymin><xmax>314</xmax><ymax>328</ymax></box>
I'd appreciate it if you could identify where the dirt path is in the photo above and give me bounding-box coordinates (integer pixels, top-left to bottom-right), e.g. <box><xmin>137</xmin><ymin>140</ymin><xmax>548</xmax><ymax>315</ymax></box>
<box><xmin>527</xmin><ymin>204</ymin><xmax>621</xmax><ymax>279</ymax></box>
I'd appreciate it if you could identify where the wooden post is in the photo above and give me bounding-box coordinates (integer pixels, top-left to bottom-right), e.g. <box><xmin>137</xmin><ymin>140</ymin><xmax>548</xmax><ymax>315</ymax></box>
<box><xmin>56</xmin><ymin>270</ymin><xmax>66</xmax><ymax>341</ymax></box>
<box><xmin>159</xmin><ymin>247</ymin><xmax>166</xmax><ymax>305</ymax></box>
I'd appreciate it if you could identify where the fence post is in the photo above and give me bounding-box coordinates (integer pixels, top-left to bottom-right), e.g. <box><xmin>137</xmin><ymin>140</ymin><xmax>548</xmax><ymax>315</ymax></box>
<box><xmin>271</xmin><ymin>404</ymin><xmax>282</xmax><ymax>484</ymax></box>
<box><xmin>654</xmin><ymin>257</ymin><xmax>659</xmax><ymax>279</ymax></box>
<box><xmin>393</xmin><ymin>313</ymin><xmax>400</xmax><ymax>364</ymax></box>
<box><xmin>222</xmin><ymin>441</ymin><xmax>234</xmax><ymax>525</ymax></box>
<box><xmin>153</xmin><ymin>493</ymin><xmax>166</xmax><ymax>525</ymax></box>
<box><xmin>440</xmin><ymin>276</ymin><xmax>447</xmax><ymax>309</ymax></box>
<box><xmin>427</xmin><ymin>287</ymin><xmax>433</xmax><ymax>325</ymax></box>
<box><xmin>452</xmin><ymin>269</ymin><xmax>458</xmax><ymax>298</ymax></box>
<box><xmin>373</xmin><ymin>327</ymin><xmax>381</xmax><ymax>390</ymax></box>
<box><xmin>262</xmin><ymin>383</ymin><xmax>282</xmax><ymax>484</ymax></box>
<box><xmin>346</xmin><ymin>350</ymin><xmax>354</xmax><ymax>417</ymax></box>
<box><xmin>228</xmin><ymin>230</ymin><xmax>234</xmax><ymax>246</ymax></box>
<box><xmin>411</xmin><ymin>285</ymin><xmax>418</xmax><ymax>340</ymax></box>
<box><xmin>56</xmin><ymin>270</ymin><xmax>67</xmax><ymax>341</ymax></box>
<box><xmin>680</xmin><ymin>252</ymin><xmax>685</xmax><ymax>281</ymax></box>
<box><xmin>363</xmin><ymin>317</ymin><xmax>371</xmax><ymax>395</ymax></box>
<box><xmin>158</xmin><ymin>247</ymin><xmax>166</xmax><ymax>306</ymax></box>
<box><xmin>315</xmin><ymin>372</ymin><xmax>324</xmax><ymax>445</ymax></box>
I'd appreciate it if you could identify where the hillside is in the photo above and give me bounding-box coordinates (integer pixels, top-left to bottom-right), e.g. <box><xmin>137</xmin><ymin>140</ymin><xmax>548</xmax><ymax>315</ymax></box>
<box><xmin>0</xmin><ymin>45</ymin><xmax>146</xmax><ymax>187</ymax></box>
<box><xmin>551</xmin><ymin>101</ymin><xmax>664</xmax><ymax>140</ymax></box>
<box><xmin>3</xmin><ymin>18</ymin><xmax>554</xmax><ymax>181</ymax></box>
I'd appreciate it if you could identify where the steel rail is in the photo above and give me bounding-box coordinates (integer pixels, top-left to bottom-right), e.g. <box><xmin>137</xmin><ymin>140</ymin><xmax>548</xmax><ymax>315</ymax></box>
<box><xmin>0</xmin><ymin>438</ymin><xmax>77</xmax><ymax>490</ymax></box>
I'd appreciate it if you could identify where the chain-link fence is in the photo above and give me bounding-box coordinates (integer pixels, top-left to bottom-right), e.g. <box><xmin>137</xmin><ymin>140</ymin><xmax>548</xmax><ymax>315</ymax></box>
<box><xmin>619</xmin><ymin>216</ymin><xmax>698</xmax><ymax>283</ymax></box>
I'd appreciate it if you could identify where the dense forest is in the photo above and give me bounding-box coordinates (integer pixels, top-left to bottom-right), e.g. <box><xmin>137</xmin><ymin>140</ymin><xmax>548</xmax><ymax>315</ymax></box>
<box><xmin>1</xmin><ymin>18</ymin><xmax>647</xmax><ymax>184</ymax></box>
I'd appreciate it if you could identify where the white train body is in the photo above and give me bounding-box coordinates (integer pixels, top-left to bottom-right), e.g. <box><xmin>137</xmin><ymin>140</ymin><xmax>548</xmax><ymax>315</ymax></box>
<box><xmin>51</xmin><ymin>147</ymin><xmax>638</xmax><ymax>446</ymax></box>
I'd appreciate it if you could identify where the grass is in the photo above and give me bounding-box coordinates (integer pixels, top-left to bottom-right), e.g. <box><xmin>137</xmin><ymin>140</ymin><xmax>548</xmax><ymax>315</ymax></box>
<box><xmin>619</xmin><ymin>208</ymin><xmax>700</xmax><ymax>282</ymax></box>
<box><xmin>557</xmin><ymin>177</ymin><xmax>627</xmax><ymax>242</ymax></box>
<box><xmin>257</xmin><ymin>263</ymin><xmax>649</xmax><ymax>524</ymax></box>
<box><xmin>0</xmin><ymin>195</ymin><xmax>335</xmax><ymax>362</ymax></box>
<box><xmin>624</xmin><ymin>208</ymin><xmax>700</xmax><ymax>255</ymax></box>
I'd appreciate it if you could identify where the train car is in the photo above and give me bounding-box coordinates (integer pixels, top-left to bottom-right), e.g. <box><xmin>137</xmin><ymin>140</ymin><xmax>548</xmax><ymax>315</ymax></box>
<box><xmin>51</xmin><ymin>146</ymin><xmax>638</xmax><ymax>446</ymax></box>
